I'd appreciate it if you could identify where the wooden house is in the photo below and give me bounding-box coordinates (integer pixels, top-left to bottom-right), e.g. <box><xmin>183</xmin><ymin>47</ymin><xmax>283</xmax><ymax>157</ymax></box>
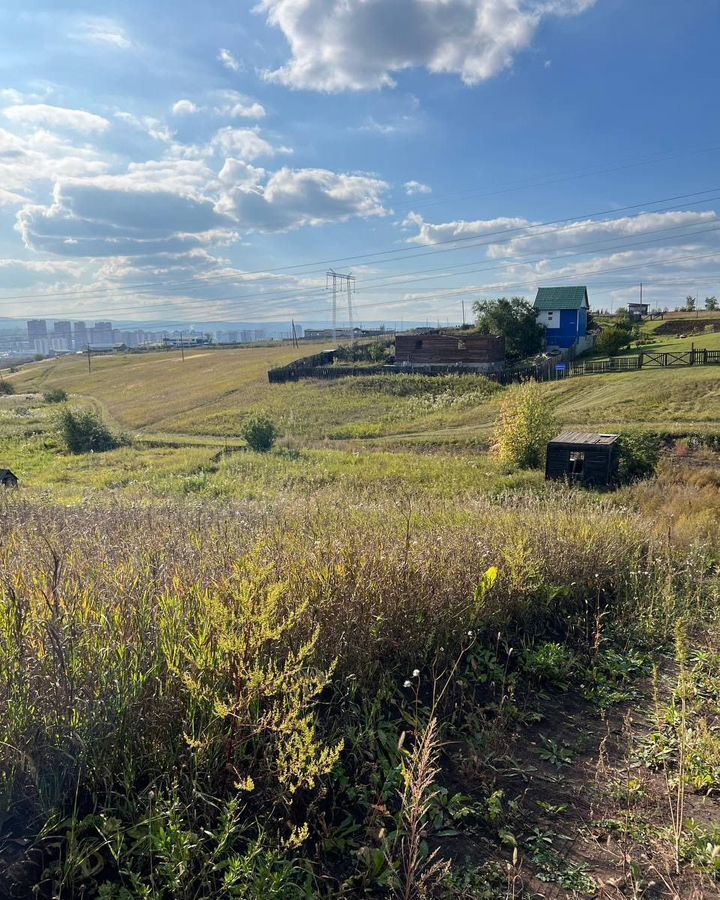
<box><xmin>545</xmin><ymin>432</ymin><xmax>619</xmax><ymax>487</ymax></box>
<box><xmin>534</xmin><ymin>286</ymin><xmax>590</xmax><ymax>350</ymax></box>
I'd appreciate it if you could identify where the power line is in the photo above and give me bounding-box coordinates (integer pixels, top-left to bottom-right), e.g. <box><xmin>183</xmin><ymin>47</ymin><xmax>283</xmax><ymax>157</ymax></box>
<box><xmin>16</xmin><ymin>216</ymin><xmax>720</xmax><ymax>323</ymax></box>
<box><xmin>2</xmin><ymin>186</ymin><xmax>720</xmax><ymax>307</ymax></box>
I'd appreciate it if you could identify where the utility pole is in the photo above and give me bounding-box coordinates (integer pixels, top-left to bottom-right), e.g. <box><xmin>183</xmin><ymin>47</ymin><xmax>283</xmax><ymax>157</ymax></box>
<box><xmin>326</xmin><ymin>270</ymin><xmax>355</xmax><ymax>344</ymax></box>
<box><xmin>180</xmin><ymin>331</ymin><xmax>185</xmax><ymax>361</ymax></box>
<box><xmin>87</xmin><ymin>344</ymin><xmax>92</xmax><ymax>374</ymax></box>
<box><xmin>462</xmin><ymin>300</ymin><xmax>466</xmax><ymax>328</ymax></box>
<box><xmin>291</xmin><ymin>319</ymin><xmax>298</xmax><ymax>348</ymax></box>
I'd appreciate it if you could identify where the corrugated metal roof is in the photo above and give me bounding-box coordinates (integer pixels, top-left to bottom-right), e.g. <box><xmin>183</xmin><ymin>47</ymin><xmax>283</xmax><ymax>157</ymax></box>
<box><xmin>548</xmin><ymin>431</ymin><xmax>619</xmax><ymax>446</ymax></box>
<box><xmin>534</xmin><ymin>286</ymin><xmax>589</xmax><ymax>310</ymax></box>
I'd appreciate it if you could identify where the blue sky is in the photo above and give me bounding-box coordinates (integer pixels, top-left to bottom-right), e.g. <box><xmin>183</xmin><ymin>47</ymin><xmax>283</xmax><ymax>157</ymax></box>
<box><xmin>0</xmin><ymin>0</ymin><xmax>719</xmax><ymax>327</ymax></box>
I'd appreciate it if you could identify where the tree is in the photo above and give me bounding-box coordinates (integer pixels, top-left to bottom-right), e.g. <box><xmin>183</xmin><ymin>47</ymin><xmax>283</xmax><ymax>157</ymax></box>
<box><xmin>596</xmin><ymin>325</ymin><xmax>631</xmax><ymax>357</ymax></box>
<box><xmin>705</xmin><ymin>296</ymin><xmax>718</xmax><ymax>311</ymax></box>
<box><xmin>472</xmin><ymin>297</ymin><xmax>543</xmax><ymax>361</ymax></box>
<box><xmin>60</xmin><ymin>408</ymin><xmax>122</xmax><ymax>454</ymax></box>
<box><xmin>685</xmin><ymin>295</ymin><xmax>696</xmax><ymax>312</ymax></box>
<box><xmin>0</xmin><ymin>380</ymin><xmax>15</xmax><ymax>396</ymax></box>
<box><xmin>242</xmin><ymin>413</ymin><xmax>278</xmax><ymax>452</ymax></box>
<box><xmin>494</xmin><ymin>379</ymin><xmax>557</xmax><ymax>469</ymax></box>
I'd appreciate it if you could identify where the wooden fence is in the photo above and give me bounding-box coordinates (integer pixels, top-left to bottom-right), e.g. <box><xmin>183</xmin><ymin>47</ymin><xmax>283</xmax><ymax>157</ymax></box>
<box><xmin>269</xmin><ymin>347</ymin><xmax>720</xmax><ymax>386</ymax></box>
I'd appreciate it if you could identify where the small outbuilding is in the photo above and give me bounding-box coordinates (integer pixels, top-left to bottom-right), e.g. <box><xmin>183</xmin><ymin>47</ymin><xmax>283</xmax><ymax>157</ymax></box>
<box><xmin>545</xmin><ymin>432</ymin><xmax>619</xmax><ymax>487</ymax></box>
<box><xmin>394</xmin><ymin>332</ymin><xmax>505</xmax><ymax>371</ymax></box>
<box><xmin>0</xmin><ymin>468</ymin><xmax>18</xmax><ymax>488</ymax></box>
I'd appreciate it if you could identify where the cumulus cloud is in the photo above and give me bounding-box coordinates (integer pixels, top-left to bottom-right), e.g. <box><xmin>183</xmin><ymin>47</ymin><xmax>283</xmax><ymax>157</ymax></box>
<box><xmin>403</xmin><ymin>211</ymin><xmax>530</xmax><ymax>245</ymax></box>
<box><xmin>172</xmin><ymin>99</ymin><xmax>200</xmax><ymax>116</ymax></box>
<box><xmin>256</xmin><ymin>0</ymin><xmax>596</xmax><ymax>91</ymax></box>
<box><xmin>3</xmin><ymin>104</ymin><xmax>110</xmax><ymax>133</ymax></box>
<box><xmin>402</xmin><ymin>209</ymin><xmax>720</xmax><ymax>257</ymax></box>
<box><xmin>220</xmin><ymin>167</ymin><xmax>389</xmax><ymax>232</ymax></box>
<box><xmin>211</xmin><ymin>126</ymin><xmax>287</xmax><ymax>159</ymax></box>
<box><xmin>212</xmin><ymin>90</ymin><xmax>266</xmax><ymax>119</ymax></box>
<box><xmin>16</xmin><ymin>153</ymin><xmax>389</xmax><ymax>258</ymax></box>
<box><xmin>404</xmin><ymin>180</ymin><xmax>431</xmax><ymax>196</ymax></box>
<box><xmin>0</xmin><ymin>126</ymin><xmax>109</xmax><ymax>195</ymax></box>
<box><xmin>486</xmin><ymin>210</ymin><xmax>720</xmax><ymax>258</ymax></box>
<box><xmin>17</xmin><ymin>179</ymin><xmax>236</xmax><ymax>257</ymax></box>
<box><xmin>218</xmin><ymin>48</ymin><xmax>243</xmax><ymax>72</ymax></box>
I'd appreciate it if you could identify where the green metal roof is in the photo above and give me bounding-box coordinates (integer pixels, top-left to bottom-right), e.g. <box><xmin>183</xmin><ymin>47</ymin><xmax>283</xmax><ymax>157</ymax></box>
<box><xmin>534</xmin><ymin>286</ymin><xmax>589</xmax><ymax>310</ymax></box>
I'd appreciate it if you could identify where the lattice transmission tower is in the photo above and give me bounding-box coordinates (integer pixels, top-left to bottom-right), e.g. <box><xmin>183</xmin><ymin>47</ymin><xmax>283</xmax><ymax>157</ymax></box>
<box><xmin>326</xmin><ymin>270</ymin><xmax>356</xmax><ymax>343</ymax></box>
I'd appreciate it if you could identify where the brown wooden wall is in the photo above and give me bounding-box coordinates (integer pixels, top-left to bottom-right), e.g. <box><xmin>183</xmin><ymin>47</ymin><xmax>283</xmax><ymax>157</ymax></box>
<box><xmin>395</xmin><ymin>333</ymin><xmax>505</xmax><ymax>365</ymax></box>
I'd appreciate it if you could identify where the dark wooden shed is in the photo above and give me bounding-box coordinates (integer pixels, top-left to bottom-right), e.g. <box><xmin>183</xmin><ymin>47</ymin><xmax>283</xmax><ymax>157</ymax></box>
<box><xmin>0</xmin><ymin>468</ymin><xmax>18</xmax><ymax>488</ymax></box>
<box><xmin>545</xmin><ymin>432</ymin><xmax>619</xmax><ymax>487</ymax></box>
<box><xmin>394</xmin><ymin>333</ymin><xmax>505</xmax><ymax>368</ymax></box>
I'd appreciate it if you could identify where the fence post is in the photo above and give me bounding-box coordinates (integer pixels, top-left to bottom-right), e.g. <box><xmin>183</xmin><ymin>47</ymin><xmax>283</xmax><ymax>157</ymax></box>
<box><xmin>638</xmin><ymin>352</ymin><xmax>643</xmax><ymax>368</ymax></box>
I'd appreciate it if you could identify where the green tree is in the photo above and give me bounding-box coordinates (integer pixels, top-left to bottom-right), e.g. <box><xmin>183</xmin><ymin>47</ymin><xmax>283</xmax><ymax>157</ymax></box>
<box><xmin>59</xmin><ymin>408</ymin><xmax>122</xmax><ymax>454</ymax></box>
<box><xmin>685</xmin><ymin>295</ymin><xmax>696</xmax><ymax>312</ymax></box>
<box><xmin>705</xmin><ymin>296</ymin><xmax>718</xmax><ymax>311</ymax></box>
<box><xmin>596</xmin><ymin>325</ymin><xmax>631</xmax><ymax>357</ymax></box>
<box><xmin>617</xmin><ymin>432</ymin><xmax>661</xmax><ymax>483</ymax></box>
<box><xmin>495</xmin><ymin>379</ymin><xmax>557</xmax><ymax>469</ymax></box>
<box><xmin>242</xmin><ymin>413</ymin><xmax>278</xmax><ymax>452</ymax></box>
<box><xmin>472</xmin><ymin>297</ymin><xmax>543</xmax><ymax>361</ymax></box>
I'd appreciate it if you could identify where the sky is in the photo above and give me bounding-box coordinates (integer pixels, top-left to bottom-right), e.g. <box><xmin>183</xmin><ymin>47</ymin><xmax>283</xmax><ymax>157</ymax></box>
<box><xmin>0</xmin><ymin>0</ymin><xmax>719</xmax><ymax>328</ymax></box>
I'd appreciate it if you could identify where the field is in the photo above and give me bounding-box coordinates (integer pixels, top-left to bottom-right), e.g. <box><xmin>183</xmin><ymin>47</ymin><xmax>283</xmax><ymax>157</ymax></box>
<box><xmin>2</xmin><ymin>341</ymin><xmax>720</xmax><ymax>899</ymax></box>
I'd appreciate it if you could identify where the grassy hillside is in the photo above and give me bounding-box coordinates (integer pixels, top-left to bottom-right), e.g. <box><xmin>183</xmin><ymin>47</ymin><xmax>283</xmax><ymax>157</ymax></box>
<box><xmin>8</xmin><ymin>343</ymin><xmax>720</xmax><ymax>448</ymax></box>
<box><xmin>7</xmin><ymin>343</ymin><xmax>332</xmax><ymax>432</ymax></box>
<box><xmin>3</xmin><ymin>344</ymin><xmax>720</xmax><ymax>897</ymax></box>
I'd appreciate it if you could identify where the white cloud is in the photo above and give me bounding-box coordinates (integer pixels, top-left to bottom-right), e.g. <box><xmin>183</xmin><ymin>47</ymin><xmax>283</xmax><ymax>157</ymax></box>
<box><xmin>404</xmin><ymin>180</ymin><xmax>431</xmax><ymax>196</ymax></box>
<box><xmin>16</xmin><ymin>177</ymin><xmax>236</xmax><ymax>257</ymax></box>
<box><xmin>172</xmin><ymin>99</ymin><xmax>200</xmax><ymax>116</ymax></box>
<box><xmin>256</xmin><ymin>0</ymin><xmax>596</xmax><ymax>91</ymax></box>
<box><xmin>211</xmin><ymin>126</ymin><xmax>288</xmax><ymax>159</ymax></box>
<box><xmin>212</xmin><ymin>91</ymin><xmax>266</xmax><ymax>119</ymax></box>
<box><xmin>358</xmin><ymin>115</ymin><xmax>421</xmax><ymax>136</ymax></box>
<box><xmin>486</xmin><ymin>210</ymin><xmax>720</xmax><ymax>257</ymax></box>
<box><xmin>115</xmin><ymin>111</ymin><xmax>173</xmax><ymax>143</ymax></box>
<box><xmin>218</xmin><ymin>48</ymin><xmax>243</xmax><ymax>72</ymax></box>
<box><xmin>3</xmin><ymin>104</ymin><xmax>110</xmax><ymax>133</ymax></box>
<box><xmin>403</xmin><ymin>211</ymin><xmax>530</xmax><ymax>245</ymax></box>
<box><xmin>0</xmin><ymin>126</ymin><xmax>109</xmax><ymax>196</ymax></box>
<box><xmin>72</xmin><ymin>17</ymin><xmax>133</xmax><ymax>49</ymax></box>
<box><xmin>220</xmin><ymin>166</ymin><xmax>389</xmax><ymax>232</ymax></box>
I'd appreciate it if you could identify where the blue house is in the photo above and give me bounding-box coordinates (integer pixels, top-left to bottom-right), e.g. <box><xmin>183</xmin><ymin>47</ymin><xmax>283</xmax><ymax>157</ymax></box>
<box><xmin>534</xmin><ymin>286</ymin><xmax>590</xmax><ymax>350</ymax></box>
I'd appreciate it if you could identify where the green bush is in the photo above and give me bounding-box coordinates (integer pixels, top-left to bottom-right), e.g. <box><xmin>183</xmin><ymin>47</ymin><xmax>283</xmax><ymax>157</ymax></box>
<box><xmin>242</xmin><ymin>413</ymin><xmax>278</xmax><ymax>452</ymax></box>
<box><xmin>495</xmin><ymin>379</ymin><xmax>557</xmax><ymax>469</ymax></box>
<box><xmin>0</xmin><ymin>380</ymin><xmax>15</xmax><ymax>396</ymax></box>
<box><xmin>617</xmin><ymin>431</ymin><xmax>661</xmax><ymax>483</ymax></box>
<box><xmin>596</xmin><ymin>325</ymin><xmax>631</xmax><ymax>357</ymax></box>
<box><xmin>59</xmin><ymin>408</ymin><xmax>122</xmax><ymax>454</ymax></box>
<box><xmin>43</xmin><ymin>387</ymin><xmax>68</xmax><ymax>404</ymax></box>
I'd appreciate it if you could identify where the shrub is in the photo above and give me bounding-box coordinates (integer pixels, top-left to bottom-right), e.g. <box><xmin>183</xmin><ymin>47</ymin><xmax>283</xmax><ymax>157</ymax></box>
<box><xmin>43</xmin><ymin>387</ymin><xmax>68</xmax><ymax>403</ymax></box>
<box><xmin>242</xmin><ymin>413</ymin><xmax>278</xmax><ymax>452</ymax></box>
<box><xmin>617</xmin><ymin>431</ymin><xmax>661</xmax><ymax>483</ymax></box>
<box><xmin>0</xmin><ymin>380</ymin><xmax>15</xmax><ymax>395</ymax></box>
<box><xmin>596</xmin><ymin>325</ymin><xmax>632</xmax><ymax>356</ymax></box>
<box><xmin>59</xmin><ymin>407</ymin><xmax>122</xmax><ymax>454</ymax></box>
<box><xmin>495</xmin><ymin>380</ymin><xmax>557</xmax><ymax>469</ymax></box>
